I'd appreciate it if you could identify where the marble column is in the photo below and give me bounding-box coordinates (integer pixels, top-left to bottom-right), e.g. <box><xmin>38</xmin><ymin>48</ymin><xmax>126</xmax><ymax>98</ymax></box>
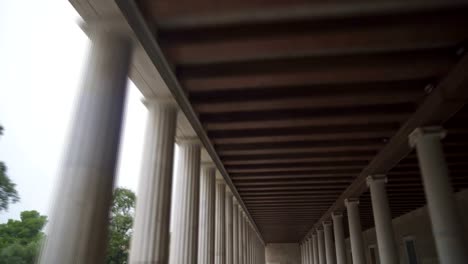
<box><xmin>332</xmin><ymin>212</ymin><xmax>346</xmax><ymax>264</ymax></box>
<box><xmin>39</xmin><ymin>25</ymin><xmax>133</xmax><ymax>264</ymax></box>
<box><xmin>344</xmin><ymin>198</ymin><xmax>366</xmax><ymax>264</ymax></box>
<box><xmin>238</xmin><ymin>206</ymin><xmax>244</xmax><ymax>264</ymax></box>
<box><xmin>308</xmin><ymin>237</ymin><xmax>314</xmax><ymax>264</ymax></box>
<box><xmin>226</xmin><ymin>190</ymin><xmax>234</xmax><ymax>264</ymax></box>
<box><xmin>215</xmin><ymin>180</ymin><xmax>226</xmax><ymax>264</ymax></box>
<box><xmin>233</xmin><ymin>199</ymin><xmax>239</xmax><ymax>264</ymax></box>
<box><xmin>317</xmin><ymin>228</ymin><xmax>326</xmax><ymax>264</ymax></box>
<box><xmin>169</xmin><ymin>138</ymin><xmax>201</xmax><ymax>264</ymax></box>
<box><xmin>198</xmin><ymin>163</ymin><xmax>216</xmax><ymax>264</ymax></box>
<box><xmin>243</xmin><ymin>214</ymin><xmax>248</xmax><ymax>264</ymax></box>
<box><xmin>312</xmin><ymin>233</ymin><xmax>319</xmax><ymax>264</ymax></box>
<box><xmin>410</xmin><ymin>127</ymin><xmax>468</xmax><ymax>264</ymax></box>
<box><xmin>300</xmin><ymin>243</ymin><xmax>305</xmax><ymax>264</ymax></box>
<box><xmin>323</xmin><ymin>221</ymin><xmax>336</xmax><ymax>264</ymax></box>
<box><xmin>367</xmin><ymin>175</ymin><xmax>398</xmax><ymax>264</ymax></box>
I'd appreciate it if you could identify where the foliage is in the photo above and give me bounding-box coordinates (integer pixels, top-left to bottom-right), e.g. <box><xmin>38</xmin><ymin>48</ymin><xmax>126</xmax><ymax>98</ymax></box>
<box><xmin>106</xmin><ymin>187</ymin><xmax>136</xmax><ymax>264</ymax></box>
<box><xmin>0</xmin><ymin>125</ymin><xmax>20</xmax><ymax>211</ymax></box>
<box><xmin>0</xmin><ymin>210</ymin><xmax>47</xmax><ymax>264</ymax></box>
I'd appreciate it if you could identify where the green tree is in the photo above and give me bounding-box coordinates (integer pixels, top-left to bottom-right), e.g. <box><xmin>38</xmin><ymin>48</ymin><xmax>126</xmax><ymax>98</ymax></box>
<box><xmin>0</xmin><ymin>125</ymin><xmax>20</xmax><ymax>211</ymax></box>
<box><xmin>0</xmin><ymin>210</ymin><xmax>47</xmax><ymax>264</ymax></box>
<box><xmin>106</xmin><ymin>187</ymin><xmax>136</xmax><ymax>264</ymax></box>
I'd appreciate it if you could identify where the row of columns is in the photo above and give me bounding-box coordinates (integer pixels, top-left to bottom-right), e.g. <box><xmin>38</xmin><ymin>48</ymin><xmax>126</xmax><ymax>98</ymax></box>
<box><xmin>38</xmin><ymin>27</ymin><xmax>265</xmax><ymax>264</ymax></box>
<box><xmin>301</xmin><ymin>127</ymin><xmax>467</xmax><ymax>264</ymax></box>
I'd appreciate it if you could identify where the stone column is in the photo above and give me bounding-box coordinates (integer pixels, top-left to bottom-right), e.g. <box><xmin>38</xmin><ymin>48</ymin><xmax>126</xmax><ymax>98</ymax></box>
<box><xmin>215</xmin><ymin>180</ymin><xmax>226</xmax><ymax>264</ymax></box>
<box><xmin>306</xmin><ymin>240</ymin><xmax>311</xmax><ymax>264</ymax></box>
<box><xmin>238</xmin><ymin>206</ymin><xmax>244</xmax><ymax>264</ymax></box>
<box><xmin>344</xmin><ymin>199</ymin><xmax>366</xmax><ymax>264</ymax></box>
<box><xmin>233</xmin><ymin>199</ymin><xmax>239</xmax><ymax>264</ymax></box>
<box><xmin>367</xmin><ymin>175</ymin><xmax>398</xmax><ymax>264</ymax></box>
<box><xmin>169</xmin><ymin>138</ymin><xmax>201</xmax><ymax>264</ymax></box>
<box><xmin>307</xmin><ymin>237</ymin><xmax>313</xmax><ymax>264</ymax></box>
<box><xmin>317</xmin><ymin>228</ymin><xmax>326</xmax><ymax>264</ymax></box>
<box><xmin>198</xmin><ymin>163</ymin><xmax>216</xmax><ymax>264</ymax></box>
<box><xmin>226</xmin><ymin>190</ymin><xmax>234</xmax><ymax>264</ymax></box>
<box><xmin>312</xmin><ymin>233</ymin><xmax>319</xmax><ymax>264</ymax></box>
<box><xmin>128</xmin><ymin>96</ymin><xmax>178</xmax><ymax>264</ymax></box>
<box><xmin>243</xmin><ymin>214</ymin><xmax>248</xmax><ymax>264</ymax></box>
<box><xmin>300</xmin><ymin>243</ymin><xmax>304</xmax><ymax>264</ymax></box>
<box><xmin>332</xmin><ymin>212</ymin><xmax>346</xmax><ymax>264</ymax></box>
<box><xmin>39</xmin><ymin>26</ymin><xmax>133</xmax><ymax>264</ymax></box>
<box><xmin>323</xmin><ymin>221</ymin><xmax>336</xmax><ymax>264</ymax></box>
<box><xmin>409</xmin><ymin>127</ymin><xmax>468</xmax><ymax>264</ymax></box>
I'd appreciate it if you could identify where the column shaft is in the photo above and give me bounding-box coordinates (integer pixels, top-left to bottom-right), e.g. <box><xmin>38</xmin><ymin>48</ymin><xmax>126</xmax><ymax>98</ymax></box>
<box><xmin>39</xmin><ymin>28</ymin><xmax>132</xmax><ymax>264</ymax></box>
<box><xmin>323</xmin><ymin>222</ymin><xmax>336</xmax><ymax>264</ymax></box>
<box><xmin>215</xmin><ymin>181</ymin><xmax>226</xmax><ymax>264</ymax></box>
<box><xmin>307</xmin><ymin>238</ymin><xmax>313</xmax><ymax>264</ymax></box>
<box><xmin>332</xmin><ymin>213</ymin><xmax>346</xmax><ymax>264</ymax></box>
<box><xmin>410</xmin><ymin>127</ymin><xmax>468</xmax><ymax>264</ymax></box>
<box><xmin>169</xmin><ymin>140</ymin><xmax>201</xmax><ymax>264</ymax></box>
<box><xmin>198</xmin><ymin>164</ymin><xmax>216</xmax><ymax>264</ymax></box>
<box><xmin>317</xmin><ymin>229</ymin><xmax>326</xmax><ymax>264</ymax></box>
<box><xmin>312</xmin><ymin>234</ymin><xmax>319</xmax><ymax>264</ymax></box>
<box><xmin>225</xmin><ymin>191</ymin><xmax>234</xmax><ymax>264</ymax></box>
<box><xmin>367</xmin><ymin>176</ymin><xmax>398</xmax><ymax>264</ymax></box>
<box><xmin>243</xmin><ymin>215</ymin><xmax>248</xmax><ymax>264</ymax></box>
<box><xmin>345</xmin><ymin>199</ymin><xmax>366</xmax><ymax>264</ymax></box>
<box><xmin>233</xmin><ymin>200</ymin><xmax>239</xmax><ymax>264</ymax></box>
<box><xmin>238</xmin><ymin>207</ymin><xmax>244</xmax><ymax>264</ymax></box>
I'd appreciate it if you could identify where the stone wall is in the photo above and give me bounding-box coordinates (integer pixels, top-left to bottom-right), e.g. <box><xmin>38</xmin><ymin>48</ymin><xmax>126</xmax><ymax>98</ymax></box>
<box><xmin>265</xmin><ymin>243</ymin><xmax>301</xmax><ymax>264</ymax></box>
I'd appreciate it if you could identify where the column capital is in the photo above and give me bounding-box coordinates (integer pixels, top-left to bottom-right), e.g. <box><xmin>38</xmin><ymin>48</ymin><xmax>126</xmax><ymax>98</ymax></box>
<box><xmin>322</xmin><ymin>221</ymin><xmax>332</xmax><ymax>227</ymax></box>
<box><xmin>233</xmin><ymin>197</ymin><xmax>238</xmax><ymax>205</ymax></box>
<box><xmin>332</xmin><ymin>211</ymin><xmax>343</xmax><ymax>219</ymax></box>
<box><xmin>366</xmin><ymin>174</ymin><xmax>387</xmax><ymax>186</ymax></box>
<box><xmin>201</xmin><ymin>161</ymin><xmax>216</xmax><ymax>169</ymax></box>
<box><xmin>225</xmin><ymin>187</ymin><xmax>233</xmax><ymax>195</ymax></box>
<box><xmin>316</xmin><ymin>226</ymin><xmax>323</xmax><ymax>231</ymax></box>
<box><xmin>80</xmin><ymin>17</ymin><xmax>136</xmax><ymax>42</ymax></box>
<box><xmin>409</xmin><ymin>126</ymin><xmax>446</xmax><ymax>148</ymax></box>
<box><xmin>176</xmin><ymin>136</ymin><xmax>201</xmax><ymax>145</ymax></box>
<box><xmin>143</xmin><ymin>96</ymin><xmax>177</xmax><ymax>108</ymax></box>
<box><xmin>344</xmin><ymin>198</ymin><xmax>360</xmax><ymax>207</ymax></box>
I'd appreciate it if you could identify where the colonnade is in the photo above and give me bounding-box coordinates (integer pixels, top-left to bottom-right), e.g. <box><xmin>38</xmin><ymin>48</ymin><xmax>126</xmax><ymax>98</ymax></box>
<box><xmin>300</xmin><ymin>127</ymin><xmax>468</xmax><ymax>264</ymax></box>
<box><xmin>38</xmin><ymin>26</ymin><xmax>265</xmax><ymax>264</ymax></box>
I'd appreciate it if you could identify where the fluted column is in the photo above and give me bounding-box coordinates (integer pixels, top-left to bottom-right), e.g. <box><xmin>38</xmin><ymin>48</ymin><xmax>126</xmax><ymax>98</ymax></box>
<box><xmin>323</xmin><ymin>221</ymin><xmax>336</xmax><ymax>264</ymax></box>
<box><xmin>345</xmin><ymin>198</ymin><xmax>366</xmax><ymax>264</ymax></box>
<box><xmin>332</xmin><ymin>212</ymin><xmax>346</xmax><ymax>264</ymax></box>
<box><xmin>39</xmin><ymin>25</ymin><xmax>133</xmax><ymax>264</ymax></box>
<box><xmin>238</xmin><ymin>206</ymin><xmax>244</xmax><ymax>264</ymax></box>
<box><xmin>226</xmin><ymin>190</ymin><xmax>234</xmax><ymax>264</ymax></box>
<box><xmin>317</xmin><ymin>228</ymin><xmax>326</xmax><ymax>264</ymax></box>
<box><xmin>233</xmin><ymin>199</ymin><xmax>239</xmax><ymax>264</ymax></box>
<box><xmin>306</xmin><ymin>238</ymin><xmax>312</xmax><ymax>264</ymax></box>
<box><xmin>312</xmin><ymin>233</ymin><xmax>319</xmax><ymax>264</ymax></box>
<box><xmin>215</xmin><ymin>180</ymin><xmax>226</xmax><ymax>264</ymax></box>
<box><xmin>198</xmin><ymin>163</ymin><xmax>216</xmax><ymax>264</ymax></box>
<box><xmin>301</xmin><ymin>242</ymin><xmax>306</xmax><ymax>264</ymax></box>
<box><xmin>242</xmin><ymin>213</ymin><xmax>248</xmax><ymax>264</ymax></box>
<box><xmin>169</xmin><ymin>138</ymin><xmax>201</xmax><ymax>264</ymax></box>
<box><xmin>367</xmin><ymin>175</ymin><xmax>398</xmax><ymax>264</ymax></box>
<box><xmin>410</xmin><ymin>127</ymin><xmax>468</xmax><ymax>264</ymax></box>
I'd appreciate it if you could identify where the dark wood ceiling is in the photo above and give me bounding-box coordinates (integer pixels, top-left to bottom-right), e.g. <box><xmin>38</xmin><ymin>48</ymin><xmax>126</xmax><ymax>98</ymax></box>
<box><xmin>135</xmin><ymin>0</ymin><xmax>468</xmax><ymax>242</ymax></box>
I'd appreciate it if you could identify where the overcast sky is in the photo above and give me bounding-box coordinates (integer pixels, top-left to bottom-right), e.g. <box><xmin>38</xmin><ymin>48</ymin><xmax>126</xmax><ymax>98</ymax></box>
<box><xmin>0</xmin><ymin>0</ymin><xmax>147</xmax><ymax>222</ymax></box>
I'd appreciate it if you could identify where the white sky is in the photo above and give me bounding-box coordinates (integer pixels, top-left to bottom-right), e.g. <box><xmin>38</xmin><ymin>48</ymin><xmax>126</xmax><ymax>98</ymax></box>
<box><xmin>0</xmin><ymin>0</ymin><xmax>147</xmax><ymax>222</ymax></box>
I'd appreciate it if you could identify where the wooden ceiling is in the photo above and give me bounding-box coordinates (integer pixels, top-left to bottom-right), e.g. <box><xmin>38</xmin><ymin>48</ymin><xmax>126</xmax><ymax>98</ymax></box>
<box><xmin>135</xmin><ymin>0</ymin><xmax>468</xmax><ymax>242</ymax></box>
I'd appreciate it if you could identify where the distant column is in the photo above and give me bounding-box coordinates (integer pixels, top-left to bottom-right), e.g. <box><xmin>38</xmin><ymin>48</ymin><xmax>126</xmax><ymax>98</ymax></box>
<box><xmin>317</xmin><ymin>228</ymin><xmax>326</xmax><ymax>264</ymax></box>
<box><xmin>169</xmin><ymin>138</ymin><xmax>201</xmax><ymax>264</ymax></box>
<box><xmin>367</xmin><ymin>175</ymin><xmax>398</xmax><ymax>264</ymax></box>
<box><xmin>242</xmin><ymin>214</ymin><xmax>248</xmax><ymax>264</ymax></box>
<box><xmin>198</xmin><ymin>163</ymin><xmax>216</xmax><ymax>264</ymax></box>
<box><xmin>308</xmin><ymin>237</ymin><xmax>314</xmax><ymax>264</ymax></box>
<box><xmin>39</xmin><ymin>24</ymin><xmax>133</xmax><ymax>264</ymax></box>
<box><xmin>409</xmin><ymin>127</ymin><xmax>468</xmax><ymax>264</ymax></box>
<box><xmin>332</xmin><ymin>212</ymin><xmax>346</xmax><ymax>264</ymax></box>
<box><xmin>233</xmin><ymin>199</ymin><xmax>239</xmax><ymax>264</ymax></box>
<box><xmin>238</xmin><ymin>206</ymin><xmax>244</xmax><ymax>264</ymax></box>
<box><xmin>345</xmin><ymin>198</ymin><xmax>366</xmax><ymax>264</ymax></box>
<box><xmin>301</xmin><ymin>243</ymin><xmax>305</xmax><ymax>264</ymax></box>
<box><xmin>226</xmin><ymin>190</ymin><xmax>234</xmax><ymax>264</ymax></box>
<box><xmin>215</xmin><ymin>180</ymin><xmax>226</xmax><ymax>264</ymax></box>
<box><xmin>312</xmin><ymin>233</ymin><xmax>319</xmax><ymax>264</ymax></box>
<box><xmin>323</xmin><ymin>221</ymin><xmax>336</xmax><ymax>264</ymax></box>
